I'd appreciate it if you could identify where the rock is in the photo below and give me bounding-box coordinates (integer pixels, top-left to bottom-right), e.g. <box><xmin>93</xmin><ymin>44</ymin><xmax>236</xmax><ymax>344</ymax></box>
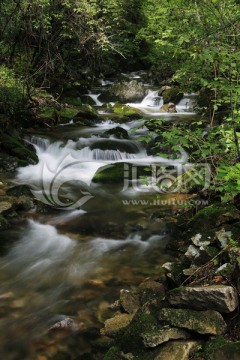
<box><xmin>160</xmin><ymin>103</ymin><xmax>177</xmax><ymax>113</ymax></box>
<box><xmin>162</xmin><ymin>87</ymin><xmax>184</xmax><ymax>104</ymax></box>
<box><xmin>215</xmin><ymin>229</ymin><xmax>232</xmax><ymax>248</ymax></box>
<box><xmin>6</xmin><ymin>185</ymin><xmax>32</xmax><ymax>197</ymax></box>
<box><xmin>191</xmin><ymin>233</ymin><xmax>210</xmax><ymax>247</ymax></box>
<box><xmin>203</xmin><ymin>337</ymin><xmax>240</xmax><ymax>360</ymax></box>
<box><xmin>49</xmin><ymin>317</ymin><xmax>79</xmax><ymax>332</ymax></box>
<box><xmin>1</xmin><ymin>134</ymin><xmax>38</xmax><ymax>164</ymax></box>
<box><xmin>215</xmin><ymin>263</ymin><xmax>235</xmax><ymax>277</ymax></box>
<box><xmin>0</xmin><ymin>201</ymin><xmax>12</xmax><ymax>214</ymax></box>
<box><xmin>103</xmin><ymin>126</ymin><xmax>129</xmax><ymax>139</ymax></box>
<box><xmin>141</xmin><ymin>326</ymin><xmax>191</xmax><ymax>348</ymax></box>
<box><xmin>185</xmin><ymin>244</ymin><xmax>200</xmax><ymax>260</ymax></box>
<box><xmin>102</xmin><ymin>313</ymin><xmax>134</xmax><ymax>337</ymax></box>
<box><xmin>138</xmin><ymin>280</ymin><xmax>166</xmax><ymax>304</ymax></box>
<box><xmin>167</xmin><ymin>285</ymin><xmax>238</xmax><ymax>313</ymax></box>
<box><xmin>113</xmin><ymin>103</ymin><xmax>140</xmax><ymax>117</ymax></box>
<box><xmin>159</xmin><ymin>308</ymin><xmax>226</xmax><ymax>335</ymax></box>
<box><xmin>119</xmin><ymin>289</ymin><xmax>140</xmax><ymax>315</ymax></box>
<box><xmin>153</xmin><ymin>340</ymin><xmax>201</xmax><ymax>360</ymax></box>
<box><xmin>110</xmin><ymin>81</ymin><xmax>146</xmax><ymax>102</ymax></box>
<box><xmin>74</xmin><ymin>104</ymin><xmax>98</xmax><ymax>120</ymax></box>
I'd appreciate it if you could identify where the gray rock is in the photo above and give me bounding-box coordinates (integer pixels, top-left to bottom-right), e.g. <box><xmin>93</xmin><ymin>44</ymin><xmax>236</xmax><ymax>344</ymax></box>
<box><xmin>153</xmin><ymin>340</ymin><xmax>201</xmax><ymax>360</ymax></box>
<box><xmin>167</xmin><ymin>285</ymin><xmax>238</xmax><ymax>313</ymax></box>
<box><xmin>110</xmin><ymin>80</ymin><xmax>146</xmax><ymax>102</ymax></box>
<box><xmin>159</xmin><ymin>308</ymin><xmax>226</xmax><ymax>335</ymax></box>
<box><xmin>141</xmin><ymin>326</ymin><xmax>191</xmax><ymax>348</ymax></box>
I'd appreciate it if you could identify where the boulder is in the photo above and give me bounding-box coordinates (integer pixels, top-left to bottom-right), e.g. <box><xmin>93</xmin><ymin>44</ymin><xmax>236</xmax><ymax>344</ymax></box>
<box><xmin>153</xmin><ymin>340</ymin><xmax>201</xmax><ymax>360</ymax></box>
<box><xmin>141</xmin><ymin>327</ymin><xmax>191</xmax><ymax>348</ymax></box>
<box><xmin>162</xmin><ymin>87</ymin><xmax>184</xmax><ymax>104</ymax></box>
<box><xmin>159</xmin><ymin>308</ymin><xmax>226</xmax><ymax>335</ymax></box>
<box><xmin>110</xmin><ymin>80</ymin><xmax>145</xmax><ymax>102</ymax></box>
<box><xmin>167</xmin><ymin>285</ymin><xmax>238</xmax><ymax>313</ymax></box>
<box><xmin>103</xmin><ymin>126</ymin><xmax>129</xmax><ymax>139</ymax></box>
<box><xmin>160</xmin><ymin>103</ymin><xmax>177</xmax><ymax>113</ymax></box>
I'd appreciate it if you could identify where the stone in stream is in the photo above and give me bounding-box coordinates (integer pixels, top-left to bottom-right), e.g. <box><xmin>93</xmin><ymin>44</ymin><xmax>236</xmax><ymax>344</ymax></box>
<box><xmin>153</xmin><ymin>340</ymin><xmax>201</xmax><ymax>360</ymax></box>
<box><xmin>167</xmin><ymin>285</ymin><xmax>238</xmax><ymax>313</ymax></box>
<box><xmin>159</xmin><ymin>308</ymin><xmax>226</xmax><ymax>335</ymax></box>
<box><xmin>141</xmin><ymin>326</ymin><xmax>191</xmax><ymax>348</ymax></box>
<box><xmin>119</xmin><ymin>289</ymin><xmax>141</xmax><ymax>314</ymax></box>
<box><xmin>102</xmin><ymin>313</ymin><xmax>134</xmax><ymax>337</ymax></box>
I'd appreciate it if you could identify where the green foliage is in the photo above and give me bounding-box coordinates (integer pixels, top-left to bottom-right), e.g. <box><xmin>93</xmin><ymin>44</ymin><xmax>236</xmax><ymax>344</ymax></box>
<box><xmin>0</xmin><ymin>65</ymin><xmax>25</xmax><ymax>115</ymax></box>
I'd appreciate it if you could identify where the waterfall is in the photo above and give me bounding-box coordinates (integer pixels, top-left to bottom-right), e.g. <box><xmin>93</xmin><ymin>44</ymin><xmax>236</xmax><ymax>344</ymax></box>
<box><xmin>141</xmin><ymin>90</ymin><xmax>163</xmax><ymax>107</ymax></box>
<box><xmin>84</xmin><ymin>92</ymin><xmax>103</xmax><ymax>106</ymax></box>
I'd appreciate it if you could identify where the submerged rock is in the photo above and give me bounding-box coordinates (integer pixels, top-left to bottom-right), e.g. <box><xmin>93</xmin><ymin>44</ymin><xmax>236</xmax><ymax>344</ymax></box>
<box><xmin>159</xmin><ymin>308</ymin><xmax>226</xmax><ymax>335</ymax></box>
<box><xmin>167</xmin><ymin>285</ymin><xmax>238</xmax><ymax>313</ymax></box>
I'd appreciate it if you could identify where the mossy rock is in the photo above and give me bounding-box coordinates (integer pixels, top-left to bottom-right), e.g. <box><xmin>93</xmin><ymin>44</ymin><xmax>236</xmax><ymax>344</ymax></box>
<box><xmin>1</xmin><ymin>134</ymin><xmax>38</xmax><ymax>164</ymax></box>
<box><xmin>102</xmin><ymin>126</ymin><xmax>129</xmax><ymax>139</ymax></box>
<box><xmin>116</xmin><ymin>311</ymin><xmax>159</xmax><ymax>355</ymax></box>
<box><xmin>113</xmin><ymin>103</ymin><xmax>140</xmax><ymax>117</ymax></box>
<box><xmin>6</xmin><ymin>185</ymin><xmax>33</xmax><ymax>197</ymax></box>
<box><xmin>73</xmin><ymin>104</ymin><xmax>98</xmax><ymax>120</ymax></box>
<box><xmin>61</xmin><ymin>96</ymin><xmax>82</xmax><ymax>107</ymax></box>
<box><xmin>93</xmin><ymin>163</ymin><xmax>149</xmax><ymax>184</ymax></box>
<box><xmin>103</xmin><ymin>346</ymin><xmax>123</xmax><ymax>360</ymax></box>
<box><xmin>38</xmin><ymin>106</ymin><xmax>56</xmax><ymax>119</ymax></box>
<box><xmin>162</xmin><ymin>87</ymin><xmax>184</xmax><ymax>104</ymax></box>
<box><xmin>57</xmin><ymin>107</ymin><xmax>80</xmax><ymax>119</ymax></box>
<box><xmin>187</xmin><ymin>204</ymin><xmax>239</xmax><ymax>241</ymax></box>
<box><xmin>0</xmin><ymin>215</ymin><xmax>10</xmax><ymax>230</ymax></box>
<box><xmin>202</xmin><ymin>336</ymin><xmax>240</xmax><ymax>360</ymax></box>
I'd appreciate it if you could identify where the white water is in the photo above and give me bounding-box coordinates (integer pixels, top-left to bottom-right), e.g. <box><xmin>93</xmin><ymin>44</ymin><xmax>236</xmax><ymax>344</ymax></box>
<box><xmin>84</xmin><ymin>92</ymin><xmax>103</xmax><ymax>106</ymax></box>
<box><xmin>127</xmin><ymin>90</ymin><xmax>196</xmax><ymax>116</ymax></box>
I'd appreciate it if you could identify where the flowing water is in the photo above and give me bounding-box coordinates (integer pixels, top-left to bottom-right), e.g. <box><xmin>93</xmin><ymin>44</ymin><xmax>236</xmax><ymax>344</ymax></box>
<box><xmin>0</xmin><ymin>77</ymin><xmax>199</xmax><ymax>359</ymax></box>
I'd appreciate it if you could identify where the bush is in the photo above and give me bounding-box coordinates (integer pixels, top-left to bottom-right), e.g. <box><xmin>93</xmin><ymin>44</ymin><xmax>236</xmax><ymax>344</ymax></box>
<box><xmin>0</xmin><ymin>65</ymin><xmax>25</xmax><ymax>115</ymax></box>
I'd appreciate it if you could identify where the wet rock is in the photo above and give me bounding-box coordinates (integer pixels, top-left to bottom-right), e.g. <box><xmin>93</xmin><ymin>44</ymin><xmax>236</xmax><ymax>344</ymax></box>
<box><xmin>141</xmin><ymin>326</ymin><xmax>191</xmax><ymax>348</ymax></box>
<box><xmin>191</xmin><ymin>233</ymin><xmax>210</xmax><ymax>247</ymax></box>
<box><xmin>167</xmin><ymin>285</ymin><xmax>238</xmax><ymax>313</ymax></box>
<box><xmin>6</xmin><ymin>185</ymin><xmax>33</xmax><ymax>197</ymax></box>
<box><xmin>102</xmin><ymin>313</ymin><xmax>134</xmax><ymax>337</ymax></box>
<box><xmin>119</xmin><ymin>289</ymin><xmax>140</xmax><ymax>314</ymax></box>
<box><xmin>110</xmin><ymin>81</ymin><xmax>146</xmax><ymax>102</ymax></box>
<box><xmin>0</xmin><ymin>153</ymin><xmax>19</xmax><ymax>172</ymax></box>
<box><xmin>162</xmin><ymin>87</ymin><xmax>184</xmax><ymax>104</ymax></box>
<box><xmin>103</xmin><ymin>126</ymin><xmax>129</xmax><ymax>139</ymax></box>
<box><xmin>49</xmin><ymin>317</ymin><xmax>79</xmax><ymax>333</ymax></box>
<box><xmin>160</xmin><ymin>103</ymin><xmax>177</xmax><ymax>113</ymax></box>
<box><xmin>0</xmin><ymin>201</ymin><xmax>12</xmax><ymax>214</ymax></box>
<box><xmin>1</xmin><ymin>134</ymin><xmax>38</xmax><ymax>164</ymax></box>
<box><xmin>113</xmin><ymin>103</ymin><xmax>140</xmax><ymax>117</ymax></box>
<box><xmin>159</xmin><ymin>308</ymin><xmax>226</xmax><ymax>335</ymax></box>
<box><xmin>153</xmin><ymin>340</ymin><xmax>201</xmax><ymax>360</ymax></box>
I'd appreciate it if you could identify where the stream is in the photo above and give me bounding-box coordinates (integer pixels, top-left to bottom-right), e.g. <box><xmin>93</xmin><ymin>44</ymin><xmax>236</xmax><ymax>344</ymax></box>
<box><xmin>0</xmin><ymin>75</ymin><xmax>199</xmax><ymax>359</ymax></box>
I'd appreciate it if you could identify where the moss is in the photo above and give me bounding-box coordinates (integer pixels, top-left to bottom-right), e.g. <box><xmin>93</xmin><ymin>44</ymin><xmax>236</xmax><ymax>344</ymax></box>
<box><xmin>93</xmin><ymin>163</ymin><xmax>149</xmax><ymax>184</ymax></box>
<box><xmin>103</xmin><ymin>346</ymin><xmax>123</xmax><ymax>360</ymax></box>
<box><xmin>57</xmin><ymin>107</ymin><xmax>79</xmax><ymax>119</ymax></box>
<box><xmin>113</xmin><ymin>103</ymin><xmax>139</xmax><ymax>117</ymax></box>
<box><xmin>162</xmin><ymin>87</ymin><xmax>183</xmax><ymax>104</ymax></box>
<box><xmin>38</xmin><ymin>106</ymin><xmax>56</xmax><ymax>119</ymax></box>
<box><xmin>1</xmin><ymin>134</ymin><xmax>38</xmax><ymax>163</ymax></box>
<box><xmin>62</xmin><ymin>96</ymin><xmax>82</xmax><ymax>107</ymax></box>
<box><xmin>202</xmin><ymin>336</ymin><xmax>240</xmax><ymax>360</ymax></box>
<box><xmin>116</xmin><ymin>311</ymin><xmax>159</xmax><ymax>355</ymax></box>
<box><xmin>0</xmin><ymin>215</ymin><xmax>10</xmax><ymax>230</ymax></box>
